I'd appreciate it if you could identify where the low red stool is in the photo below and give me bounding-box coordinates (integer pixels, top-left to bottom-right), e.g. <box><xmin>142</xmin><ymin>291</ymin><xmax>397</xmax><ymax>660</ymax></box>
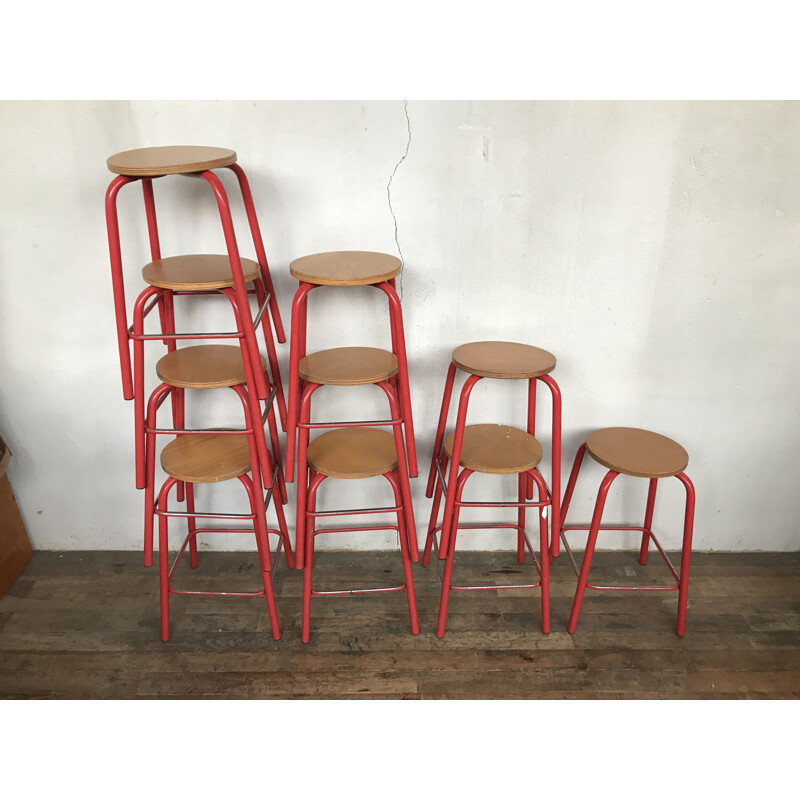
<box><xmin>559</xmin><ymin>427</ymin><xmax>696</xmax><ymax>636</ymax></box>
<box><xmin>293</xmin><ymin>347</ymin><xmax>418</xmax><ymax>569</ymax></box>
<box><xmin>284</xmin><ymin>251</ymin><xmax>417</xmax><ymax>486</ymax></box>
<box><xmin>150</xmin><ymin>369</ymin><xmax>294</xmax><ymax>642</ymax></box>
<box><xmin>423</xmin><ymin>341</ymin><xmax>562</xmax><ymax>638</ymax></box>
<box><xmin>105</xmin><ymin>146</ymin><xmax>287</xmax><ymax>492</ymax></box>
<box><xmin>300</xmin><ymin>427</ymin><xmax>419</xmax><ymax>643</ymax></box>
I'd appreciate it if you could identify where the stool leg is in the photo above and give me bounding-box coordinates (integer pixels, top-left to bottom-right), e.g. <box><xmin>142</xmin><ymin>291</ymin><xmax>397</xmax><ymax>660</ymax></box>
<box><xmin>426</xmin><ymin>363</ymin><xmax>457</xmax><ymax>498</ymax></box>
<box><xmin>186</xmin><ymin>482</ymin><xmax>198</xmax><ymax>569</ymax></box>
<box><xmin>556</xmin><ymin>443</ymin><xmax>587</xmax><ymax>559</ymax></box>
<box><xmin>158</xmin><ymin>478</ymin><xmax>178</xmax><ymax>642</ymax></box>
<box><xmin>265</xmin><ymin>396</ymin><xmax>288</xmax><ymax>505</ymax></box>
<box><xmin>302</xmin><ymin>473</ymin><xmax>325</xmax><ymax>643</ymax></box>
<box><xmin>253</xmin><ymin>277</ymin><xmax>287</xmax><ymax>430</ymax></box>
<box><xmin>173</xmin><ymin>386</ymin><xmax>185</xmax><ymax>504</ymax></box>
<box><xmin>675</xmin><ymin>472</ymin><xmax>696</xmax><ymax>636</ymax></box>
<box><xmin>143</xmin><ymin>383</ymin><xmax>172</xmax><ymax>567</ymax></box>
<box><xmin>530</xmin><ymin>469</ymin><xmax>551</xmax><ymax>633</ymax></box>
<box><xmin>378</xmin><ymin>280</ymin><xmax>418</xmax><ymax>477</ymax></box>
<box><xmin>639</xmin><ymin>478</ymin><xmax>658</xmax><ymax>565</ymax></box>
<box><xmin>517</xmin><ymin>473</ymin><xmax>526</xmax><ymax>563</ymax></box>
<box><xmin>294</xmin><ymin>383</ymin><xmax>318</xmax><ymax>570</ymax></box>
<box><xmin>422</xmin><ymin>455</ymin><xmax>446</xmax><ymax>566</ymax></box>
<box><xmin>540</xmin><ymin>375</ymin><xmax>562</xmax><ymax>560</ymax></box>
<box><xmin>386</xmin><ymin>470</ymin><xmax>419</xmax><ymax>635</ymax></box>
<box><xmin>526</xmin><ymin>378</ymin><xmax>537</xmax><ymax>499</ymax></box>
<box><xmin>436</xmin><ymin>469</ymin><xmax>471</xmax><ymax>638</ymax></box>
<box><xmin>285</xmin><ymin>283</ymin><xmax>313</xmax><ymax>483</ymax></box>
<box><xmin>567</xmin><ymin>470</ymin><xmax>619</xmax><ymax>633</ymax></box>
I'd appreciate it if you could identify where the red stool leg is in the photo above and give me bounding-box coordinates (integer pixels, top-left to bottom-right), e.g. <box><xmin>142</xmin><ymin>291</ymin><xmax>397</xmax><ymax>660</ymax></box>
<box><xmin>301</xmin><ymin>472</ymin><xmax>326</xmax><ymax>643</ymax></box>
<box><xmin>157</xmin><ymin>477</ymin><xmax>179</xmax><ymax>642</ymax></box>
<box><xmin>253</xmin><ymin>276</ymin><xmax>287</xmax><ymax>430</ymax></box>
<box><xmin>540</xmin><ymin>375</ymin><xmax>562</xmax><ymax>559</ymax></box>
<box><xmin>186</xmin><ymin>482</ymin><xmax>198</xmax><ymax>569</ymax></box>
<box><xmin>639</xmin><ymin>478</ymin><xmax>658</xmax><ymax>565</ymax></box>
<box><xmin>426</xmin><ymin>363</ymin><xmax>457</xmax><ymax>498</ymax></box>
<box><xmin>567</xmin><ymin>469</ymin><xmax>619</xmax><ymax>633</ymax></box>
<box><xmin>422</xmin><ymin>454</ymin><xmax>446</xmax><ymax>566</ymax></box>
<box><xmin>143</xmin><ymin>382</ymin><xmax>173</xmax><ymax>566</ymax></box>
<box><xmin>385</xmin><ymin>470</ymin><xmax>419</xmax><ymax>634</ymax></box>
<box><xmin>435</xmin><ymin>468</ymin><xmax>472</xmax><ymax>638</ymax></box>
<box><xmin>526</xmin><ymin>378</ymin><xmax>537</xmax><ymax>499</ymax></box>
<box><xmin>530</xmin><ymin>469</ymin><xmax>551</xmax><ymax>633</ymax></box>
<box><xmin>294</xmin><ymin>383</ymin><xmax>319</xmax><ymax>570</ymax></box>
<box><xmin>556</xmin><ymin>442</ymin><xmax>587</xmax><ymax>559</ymax></box>
<box><xmin>675</xmin><ymin>472</ymin><xmax>696</xmax><ymax>636</ymax></box>
<box><xmin>285</xmin><ymin>282</ymin><xmax>314</xmax><ymax>483</ymax></box>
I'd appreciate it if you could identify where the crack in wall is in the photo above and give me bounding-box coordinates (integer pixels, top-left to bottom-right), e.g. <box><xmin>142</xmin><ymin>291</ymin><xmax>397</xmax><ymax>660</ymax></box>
<box><xmin>387</xmin><ymin>100</ymin><xmax>411</xmax><ymax>300</ymax></box>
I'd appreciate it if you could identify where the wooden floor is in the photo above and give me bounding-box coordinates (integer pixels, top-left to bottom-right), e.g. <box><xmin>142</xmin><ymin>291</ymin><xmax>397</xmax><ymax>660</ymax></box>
<box><xmin>1</xmin><ymin>548</ymin><xmax>798</xmax><ymax>699</ymax></box>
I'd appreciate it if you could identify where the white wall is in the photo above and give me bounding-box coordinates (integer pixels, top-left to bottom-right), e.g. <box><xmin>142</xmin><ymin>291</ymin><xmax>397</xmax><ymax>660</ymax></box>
<box><xmin>1</xmin><ymin>100</ymin><xmax>798</xmax><ymax>552</ymax></box>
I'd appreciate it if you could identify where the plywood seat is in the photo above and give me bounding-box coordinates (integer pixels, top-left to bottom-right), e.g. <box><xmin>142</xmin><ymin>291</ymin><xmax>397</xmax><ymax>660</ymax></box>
<box><xmin>156</xmin><ymin>345</ymin><xmax>266</xmax><ymax>389</ymax></box>
<box><xmin>160</xmin><ymin>433</ymin><xmax>252</xmax><ymax>483</ymax></box>
<box><xmin>289</xmin><ymin>251</ymin><xmax>402</xmax><ymax>286</ymax></box>
<box><xmin>306</xmin><ymin>428</ymin><xmax>399</xmax><ymax>479</ymax></box>
<box><xmin>299</xmin><ymin>347</ymin><xmax>398</xmax><ymax>386</ymax></box>
<box><xmin>142</xmin><ymin>254</ymin><xmax>260</xmax><ymax>291</ymax></box>
<box><xmin>586</xmin><ymin>427</ymin><xmax>689</xmax><ymax>479</ymax></box>
<box><xmin>452</xmin><ymin>341</ymin><xmax>557</xmax><ymax>380</ymax></box>
<box><xmin>444</xmin><ymin>424</ymin><xmax>543</xmax><ymax>474</ymax></box>
<box><xmin>106</xmin><ymin>146</ymin><xmax>237</xmax><ymax>177</ymax></box>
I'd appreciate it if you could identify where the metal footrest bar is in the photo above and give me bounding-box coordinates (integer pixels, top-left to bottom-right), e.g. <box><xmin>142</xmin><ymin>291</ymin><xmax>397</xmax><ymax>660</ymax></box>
<box><xmin>560</xmin><ymin>524</ymin><xmax>680</xmax><ymax>591</ymax></box>
<box><xmin>429</xmin><ymin>523</ymin><xmax>544</xmax><ymax>591</ymax></box>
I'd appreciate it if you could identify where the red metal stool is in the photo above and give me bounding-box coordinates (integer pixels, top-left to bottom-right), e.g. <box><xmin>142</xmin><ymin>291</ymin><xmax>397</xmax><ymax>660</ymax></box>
<box><xmin>293</xmin><ymin>346</ymin><xmax>418</xmax><ymax>570</ymax></box>
<box><xmin>300</xmin><ymin>427</ymin><xmax>419</xmax><ymax>643</ymax></box>
<box><xmin>105</xmin><ymin>146</ymin><xmax>287</xmax><ymax>493</ymax></box>
<box><xmin>284</xmin><ymin>251</ymin><xmax>417</xmax><ymax>488</ymax></box>
<box><xmin>559</xmin><ymin>427</ymin><xmax>696</xmax><ymax>636</ymax></box>
<box><xmin>422</xmin><ymin>341</ymin><xmax>562</xmax><ymax>638</ymax></box>
<box><xmin>150</xmin><ymin>358</ymin><xmax>294</xmax><ymax>642</ymax></box>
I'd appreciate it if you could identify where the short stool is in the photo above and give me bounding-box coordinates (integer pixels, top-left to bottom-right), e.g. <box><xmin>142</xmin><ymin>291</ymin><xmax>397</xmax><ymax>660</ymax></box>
<box><xmin>423</xmin><ymin>341</ymin><xmax>562</xmax><ymax>638</ymax></box>
<box><xmin>559</xmin><ymin>427</ymin><xmax>696</xmax><ymax>636</ymax></box>
<box><xmin>285</xmin><ymin>251</ymin><xmax>417</xmax><ymax>484</ymax></box>
<box><xmin>300</xmin><ymin>427</ymin><xmax>419</xmax><ymax>643</ymax></box>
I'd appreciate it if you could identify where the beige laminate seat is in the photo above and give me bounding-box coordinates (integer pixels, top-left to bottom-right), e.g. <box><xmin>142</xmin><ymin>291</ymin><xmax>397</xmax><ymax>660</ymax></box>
<box><xmin>586</xmin><ymin>427</ymin><xmax>689</xmax><ymax>479</ymax></box>
<box><xmin>444</xmin><ymin>424</ymin><xmax>543</xmax><ymax>474</ymax></box>
<box><xmin>106</xmin><ymin>145</ymin><xmax>237</xmax><ymax>177</ymax></box>
<box><xmin>451</xmin><ymin>341</ymin><xmax>556</xmax><ymax>380</ymax></box>
<box><xmin>142</xmin><ymin>255</ymin><xmax>260</xmax><ymax>291</ymax></box>
<box><xmin>289</xmin><ymin>251</ymin><xmax>402</xmax><ymax>286</ymax></box>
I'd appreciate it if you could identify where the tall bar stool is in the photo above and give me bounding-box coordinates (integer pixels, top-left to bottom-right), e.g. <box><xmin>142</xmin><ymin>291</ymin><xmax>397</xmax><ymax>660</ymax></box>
<box><xmin>105</xmin><ymin>146</ymin><xmax>287</xmax><ymax>493</ymax></box>
<box><xmin>560</xmin><ymin>427</ymin><xmax>696</xmax><ymax>636</ymax></box>
<box><xmin>149</xmin><ymin>350</ymin><xmax>294</xmax><ymax>642</ymax></box>
<box><xmin>422</xmin><ymin>341</ymin><xmax>562</xmax><ymax>638</ymax></box>
<box><xmin>300</xmin><ymin>427</ymin><xmax>419</xmax><ymax>643</ymax></box>
<box><xmin>284</xmin><ymin>251</ymin><xmax>417</xmax><ymax>490</ymax></box>
<box><xmin>292</xmin><ymin>347</ymin><xmax>418</xmax><ymax>570</ymax></box>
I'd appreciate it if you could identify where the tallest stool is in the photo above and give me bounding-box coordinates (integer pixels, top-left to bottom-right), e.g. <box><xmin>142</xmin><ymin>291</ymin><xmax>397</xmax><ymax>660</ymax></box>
<box><xmin>105</xmin><ymin>146</ymin><xmax>287</xmax><ymax>491</ymax></box>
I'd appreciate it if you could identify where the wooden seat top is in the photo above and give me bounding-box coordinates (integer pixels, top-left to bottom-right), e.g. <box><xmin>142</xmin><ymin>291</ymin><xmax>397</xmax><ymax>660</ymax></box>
<box><xmin>156</xmin><ymin>345</ymin><xmax>265</xmax><ymax>390</ymax></box>
<box><xmin>299</xmin><ymin>347</ymin><xmax>398</xmax><ymax>386</ymax></box>
<box><xmin>160</xmin><ymin>433</ymin><xmax>251</xmax><ymax>484</ymax></box>
<box><xmin>444</xmin><ymin>424</ymin><xmax>543</xmax><ymax>474</ymax></box>
<box><xmin>289</xmin><ymin>251</ymin><xmax>402</xmax><ymax>286</ymax></box>
<box><xmin>306</xmin><ymin>428</ymin><xmax>398</xmax><ymax>479</ymax></box>
<box><xmin>142</xmin><ymin>254</ymin><xmax>260</xmax><ymax>291</ymax></box>
<box><xmin>586</xmin><ymin>427</ymin><xmax>689</xmax><ymax>479</ymax></box>
<box><xmin>106</xmin><ymin>146</ymin><xmax>236</xmax><ymax>177</ymax></box>
<box><xmin>452</xmin><ymin>341</ymin><xmax>556</xmax><ymax>379</ymax></box>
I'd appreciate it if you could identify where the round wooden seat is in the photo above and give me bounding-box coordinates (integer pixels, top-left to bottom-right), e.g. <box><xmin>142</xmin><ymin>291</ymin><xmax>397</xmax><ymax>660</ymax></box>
<box><xmin>156</xmin><ymin>345</ymin><xmax>266</xmax><ymax>389</ymax></box>
<box><xmin>306</xmin><ymin>428</ymin><xmax>399</xmax><ymax>479</ymax></box>
<box><xmin>444</xmin><ymin>424</ymin><xmax>543</xmax><ymax>474</ymax></box>
<box><xmin>106</xmin><ymin>146</ymin><xmax>237</xmax><ymax>177</ymax></box>
<box><xmin>142</xmin><ymin>254</ymin><xmax>260</xmax><ymax>291</ymax></box>
<box><xmin>299</xmin><ymin>347</ymin><xmax>398</xmax><ymax>386</ymax></box>
<box><xmin>289</xmin><ymin>251</ymin><xmax>402</xmax><ymax>286</ymax></box>
<box><xmin>586</xmin><ymin>427</ymin><xmax>689</xmax><ymax>479</ymax></box>
<box><xmin>160</xmin><ymin>432</ymin><xmax>252</xmax><ymax>483</ymax></box>
<box><xmin>452</xmin><ymin>341</ymin><xmax>557</xmax><ymax>380</ymax></box>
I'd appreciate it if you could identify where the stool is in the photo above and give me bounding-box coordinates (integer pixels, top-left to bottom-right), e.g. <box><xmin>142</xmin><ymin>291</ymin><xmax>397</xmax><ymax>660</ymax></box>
<box><xmin>142</xmin><ymin>344</ymin><xmax>287</xmax><ymax>567</ymax></box>
<box><xmin>293</xmin><ymin>346</ymin><xmax>418</xmax><ymax>569</ymax></box>
<box><xmin>559</xmin><ymin>427</ymin><xmax>696</xmax><ymax>636</ymax></box>
<box><xmin>105</xmin><ymin>146</ymin><xmax>286</xmax><ymax>492</ymax></box>
<box><xmin>300</xmin><ymin>427</ymin><xmax>419</xmax><ymax>643</ymax></box>
<box><xmin>422</xmin><ymin>341</ymin><xmax>562</xmax><ymax>638</ymax></box>
<box><xmin>284</xmin><ymin>251</ymin><xmax>417</xmax><ymax>487</ymax></box>
<box><xmin>152</xmin><ymin>373</ymin><xmax>294</xmax><ymax>642</ymax></box>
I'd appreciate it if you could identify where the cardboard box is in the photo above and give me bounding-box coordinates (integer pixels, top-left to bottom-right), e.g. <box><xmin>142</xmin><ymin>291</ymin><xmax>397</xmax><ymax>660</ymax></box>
<box><xmin>0</xmin><ymin>436</ymin><xmax>32</xmax><ymax>598</ymax></box>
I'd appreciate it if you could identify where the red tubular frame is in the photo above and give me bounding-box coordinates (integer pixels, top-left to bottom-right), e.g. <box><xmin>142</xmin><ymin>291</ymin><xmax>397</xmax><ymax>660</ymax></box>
<box><xmin>284</xmin><ymin>279</ymin><xmax>418</xmax><ymax>484</ymax></box>
<box><xmin>300</xmin><ymin>468</ymin><xmax>419</xmax><ymax>643</ymax></box>
<box><xmin>560</xmin><ymin>444</ymin><xmax>696</xmax><ymax>636</ymax></box>
<box><xmin>105</xmin><ymin>164</ymin><xmax>287</xmax><ymax>490</ymax></box>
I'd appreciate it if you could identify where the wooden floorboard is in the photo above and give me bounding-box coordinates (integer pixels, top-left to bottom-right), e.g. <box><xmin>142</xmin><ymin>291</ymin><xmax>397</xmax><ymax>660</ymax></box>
<box><xmin>0</xmin><ymin>549</ymin><xmax>798</xmax><ymax>699</ymax></box>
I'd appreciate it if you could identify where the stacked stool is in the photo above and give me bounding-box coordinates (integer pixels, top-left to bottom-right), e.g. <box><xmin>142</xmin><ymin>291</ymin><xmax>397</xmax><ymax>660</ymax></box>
<box><xmin>423</xmin><ymin>341</ymin><xmax>562</xmax><ymax>638</ymax></box>
<box><xmin>104</xmin><ymin>146</ymin><xmax>292</xmax><ymax>639</ymax></box>
<box><xmin>284</xmin><ymin>250</ymin><xmax>419</xmax><ymax>638</ymax></box>
<box><xmin>559</xmin><ymin>427</ymin><xmax>696</xmax><ymax>635</ymax></box>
